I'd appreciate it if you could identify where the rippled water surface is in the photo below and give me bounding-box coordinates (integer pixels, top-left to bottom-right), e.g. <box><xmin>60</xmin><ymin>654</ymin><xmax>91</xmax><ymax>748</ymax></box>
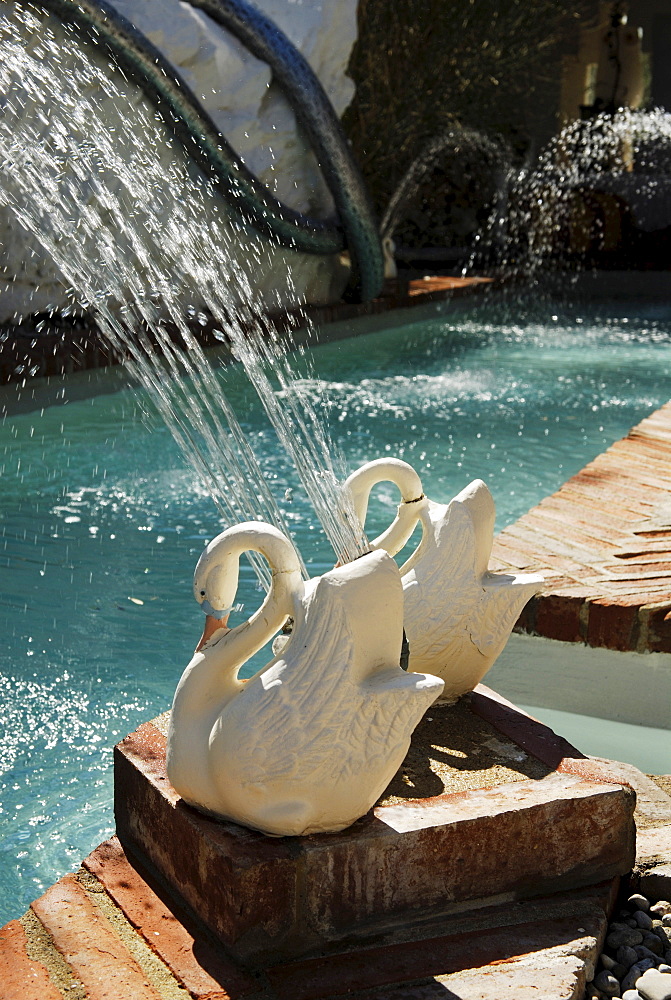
<box><xmin>1</xmin><ymin>295</ymin><xmax>670</xmax><ymax>924</ymax></box>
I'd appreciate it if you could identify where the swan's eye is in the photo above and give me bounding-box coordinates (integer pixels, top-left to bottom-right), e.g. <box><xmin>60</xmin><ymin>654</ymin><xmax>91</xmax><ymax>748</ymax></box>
<box><xmin>200</xmin><ymin>590</ymin><xmax>206</xmax><ymax>596</ymax></box>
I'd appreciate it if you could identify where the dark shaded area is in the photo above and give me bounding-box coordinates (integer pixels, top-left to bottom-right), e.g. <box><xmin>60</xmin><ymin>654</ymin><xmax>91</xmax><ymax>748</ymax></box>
<box><xmin>380</xmin><ymin>696</ymin><xmax>552</xmax><ymax>803</ymax></box>
<box><xmin>343</xmin><ymin>0</ymin><xmax>591</xmax><ymax>242</ymax></box>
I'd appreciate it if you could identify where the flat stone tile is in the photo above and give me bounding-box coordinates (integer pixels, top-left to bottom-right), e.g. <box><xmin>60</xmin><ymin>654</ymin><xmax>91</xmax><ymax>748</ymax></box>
<box><xmin>637</xmin><ymin>824</ymin><xmax>671</xmax><ymax>865</ymax></box>
<box><xmin>0</xmin><ymin>920</ymin><xmax>62</xmax><ymax>1000</ymax></box>
<box><xmin>639</xmin><ymin>865</ymin><xmax>671</xmax><ymax>899</ymax></box>
<box><xmin>432</xmin><ymin>955</ymin><xmax>589</xmax><ymax>1000</ymax></box>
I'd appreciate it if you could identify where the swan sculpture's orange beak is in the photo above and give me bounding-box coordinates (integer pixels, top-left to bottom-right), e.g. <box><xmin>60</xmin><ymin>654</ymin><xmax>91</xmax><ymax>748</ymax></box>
<box><xmin>196</xmin><ymin>614</ymin><xmax>230</xmax><ymax>652</ymax></box>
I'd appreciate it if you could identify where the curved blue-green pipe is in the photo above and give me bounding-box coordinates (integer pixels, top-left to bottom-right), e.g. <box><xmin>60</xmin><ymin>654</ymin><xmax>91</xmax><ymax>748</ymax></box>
<box><xmin>23</xmin><ymin>0</ymin><xmax>384</xmax><ymax>301</ymax></box>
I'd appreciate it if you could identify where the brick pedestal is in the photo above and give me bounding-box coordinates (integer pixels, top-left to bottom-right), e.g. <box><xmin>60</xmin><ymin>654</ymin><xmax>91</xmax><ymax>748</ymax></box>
<box><xmin>114</xmin><ymin>688</ymin><xmax>635</xmax><ymax>966</ymax></box>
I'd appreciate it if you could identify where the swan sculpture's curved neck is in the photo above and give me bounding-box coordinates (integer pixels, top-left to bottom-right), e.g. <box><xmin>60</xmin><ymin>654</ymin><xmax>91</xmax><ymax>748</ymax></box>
<box><xmin>167</xmin><ymin>523</ymin><xmax>304</xmax><ymax>806</ymax></box>
<box><xmin>193</xmin><ymin>522</ymin><xmax>304</xmax><ymax>683</ymax></box>
<box><xmin>344</xmin><ymin>458</ymin><xmax>426</xmax><ymax>560</ymax></box>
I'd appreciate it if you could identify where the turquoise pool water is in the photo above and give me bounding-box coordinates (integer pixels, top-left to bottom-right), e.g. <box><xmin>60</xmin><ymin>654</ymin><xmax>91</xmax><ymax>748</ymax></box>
<box><xmin>1</xmin><ymin>295</ymin><xmax>670</xmax><ymax>924</ymax></box>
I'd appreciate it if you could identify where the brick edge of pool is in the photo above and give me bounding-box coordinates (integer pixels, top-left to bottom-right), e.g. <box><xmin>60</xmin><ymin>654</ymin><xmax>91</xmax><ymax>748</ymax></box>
<box><xmin>0</xmin><ymin>275</ymin><xmax>493</xmax><ymax>386</ymax></box>
<box><xmin>491</xmin><ymin>399</ymin><xmax>671</xmax><ymax>654</ymax></box>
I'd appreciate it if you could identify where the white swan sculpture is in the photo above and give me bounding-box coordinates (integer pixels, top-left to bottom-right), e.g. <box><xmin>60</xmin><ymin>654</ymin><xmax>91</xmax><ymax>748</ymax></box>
<box><xmin>166</xmin><ymin>521</ymin><xmax>443</xmax><ymax>836</ymax></box>
<box><xmin>344</xmin><ymin>458</ymin><xmax>542</xmax><ymax>703</ymax></box>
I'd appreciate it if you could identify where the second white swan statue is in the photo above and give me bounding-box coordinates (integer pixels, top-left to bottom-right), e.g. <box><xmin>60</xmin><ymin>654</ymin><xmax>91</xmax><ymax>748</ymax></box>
<box><xmin>166</xmin><ymin>521</ymin><xmax>444</xmax><ymax>837</ymax></box>
<box><xmin>344</xmin><ymin>458</ymin><xmax>542</xmax><ymax>703</ymax></box>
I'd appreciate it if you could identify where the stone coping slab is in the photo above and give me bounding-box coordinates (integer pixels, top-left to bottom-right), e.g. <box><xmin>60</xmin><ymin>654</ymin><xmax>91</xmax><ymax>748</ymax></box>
<box><xmin>490</xmin><ymin>400</ymin><xmax>671</xmax><ymax>653</ymax></box>
<box><xmin>114</xmin><ymin>687</ymin><xmax>635</xmax><ymax>966</ymax></box>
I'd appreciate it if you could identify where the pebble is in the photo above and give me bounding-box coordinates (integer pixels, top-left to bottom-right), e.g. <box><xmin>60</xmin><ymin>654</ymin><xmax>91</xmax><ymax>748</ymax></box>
<box><xmin>598</xmin><ymin>890</ymin><xmax>671</xmax><ymax>999</ymax></box>
<box><xmin>636</xmin><ymin>968</ymin><xmax>671</xmax><ymax>1000</ymax></box>
<box><xmin>622</xmin><ymin>965</ymin><xmax>646</xmax><ymax>992</ymax></box>
<box><xmin>609</xmin><ymin>926</ymin><xmax>645</xmax><ymax>948</ymax></box>
<box><xmin>637</xmin><ymin>944</ymin><xmax>662</xmax><ymax>961</ymax></box>
<box><xmin>619</xmin><ymin>945</ymin><xmax>641</xmax><ymax>968</ymax></box>
<box><xmin>594</xmin><ymin>969</ymin><xmax>624</xmax><ymax>995</ymax></box>
<box><xmin>644</xmin><ymin>935</ymin><xmax>665</xmax><ymax>956</ymax></box>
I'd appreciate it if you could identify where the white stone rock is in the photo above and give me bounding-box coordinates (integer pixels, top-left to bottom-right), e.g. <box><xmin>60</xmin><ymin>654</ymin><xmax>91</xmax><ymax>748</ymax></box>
<box><xmin>637</xmin><ymin>967</ymin><xmax>671</xmax><ymax>1000</ymax></box>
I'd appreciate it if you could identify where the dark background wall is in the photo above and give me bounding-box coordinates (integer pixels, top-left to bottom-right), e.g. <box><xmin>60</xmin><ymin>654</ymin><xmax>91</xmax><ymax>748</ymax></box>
<box><xmin>342</xmin><ymin>1</ymin><xmax>671</xmax><ymax>249</ymax></box>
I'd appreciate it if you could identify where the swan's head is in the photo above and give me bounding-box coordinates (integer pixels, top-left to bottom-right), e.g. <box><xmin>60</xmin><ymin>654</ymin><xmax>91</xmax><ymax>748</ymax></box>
<box><xmin>193</xmin><ymin>535</ymin><xmax>241</xmax><ymax>620</ymax></box>
<box><xmin>193</xmin><ymin>521</ymin><xmax>303</xmax><ymax>618</ymax></box>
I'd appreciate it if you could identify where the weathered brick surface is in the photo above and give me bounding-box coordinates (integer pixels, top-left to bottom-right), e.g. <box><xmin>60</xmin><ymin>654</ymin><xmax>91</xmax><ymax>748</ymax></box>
<box><xmin>31</xmin><ymin>874</ymin><xmax>164</xmax><ymax>1000</ymax></box>
<box><xmin>641</xmin><ymin>601</ymin><xmax>671</xmax><ymax>653</ymax></box>
<box><xmin>115</xmin><ymin>699</ymin><xmax>635</xmax><ymax>966</ymax></box>
<box><xmin>585</xmin><ymin>598</ymin><xmax>639</xmax><ymax>651</ymax></box>
<box><xmin>492</xmin><ymin>400</ymin><xmax>671</xmax><ymax>651</ymax></box>
<box><xmin>469</xmin><ymin>686</ymin><xmax>582</xmax><ymax>766</ymax></box>
<box><xmin>115</xmin><ymin>724</ymin><xmax>301</xmax><ymax>963</ymax></box>
<box><xmin>534</xmin><ymin>592</ymin><xmax>585</xmax><ymax>643</ymax></box>
<box><xmin>0</xmin><ymin>920</ymin><xmax>62</xmax><ymax>1000</ymax></box>
<box><xmin>83</xmin><ymin>836</ymin><xmax>258</xmax><ymax>998</ymax></box>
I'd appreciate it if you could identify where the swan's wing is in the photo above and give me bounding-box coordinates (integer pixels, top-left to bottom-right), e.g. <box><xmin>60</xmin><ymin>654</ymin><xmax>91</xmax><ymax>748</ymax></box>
<box><xmin>229</xmin><ymin>573</ymin><xmax>357</xmax><ymax>786</ymax></box>
<box><xmin>336</xmin><ymin>669</ymin><xmax>441</xmax><ymax>779</ymax></box>
<box><xmin>405</xmin><ymin>498</ymin><xmax>482</xmax><ymax>645</ymax></box>
<box><xmin>468</xmin><ymin>573</ymin><xmax>542</xmax><ymax>656</ymax></box>
<box><xmin>406</xmin><ymin>498</ymin><xmax>540</xmax><ymax>660</ymax></box>
<box><xmin>228</xmin><ymin>556</ymin><xmax>437</xmax><ymax>788</ymax></box>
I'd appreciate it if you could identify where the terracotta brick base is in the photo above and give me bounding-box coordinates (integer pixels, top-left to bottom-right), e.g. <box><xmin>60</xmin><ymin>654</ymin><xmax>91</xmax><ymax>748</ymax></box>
<box><xmin>3</xmin><ymin>849</ymin><xmax>619</xmax><ymax>1000</ymax></box>
<box><xmin>3</xmin><ymin>680</ymin><xmax>661</xmax><ymax>999</ymax></box>
<box><xmin>114</xmin><ymin>688</ymin><xmax>635</xmax><ymax>966</ymax></box>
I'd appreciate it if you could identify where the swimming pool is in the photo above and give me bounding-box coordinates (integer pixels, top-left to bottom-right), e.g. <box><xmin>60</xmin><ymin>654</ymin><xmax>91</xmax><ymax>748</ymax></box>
<box><xmin>1</xmin><ymin>294</ymin><xmax>670</xmax><ymax>925</ymax></box>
